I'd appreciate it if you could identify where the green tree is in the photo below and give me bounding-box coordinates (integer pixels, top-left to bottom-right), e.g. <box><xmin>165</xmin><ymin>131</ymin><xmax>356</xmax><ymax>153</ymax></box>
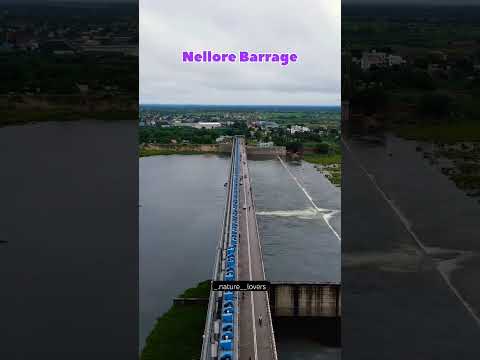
<box><xmin>286</xmin><ymin>142</ymin><xmax>304</xmax><ymax>154</ymax></box>
<box><xmin>417</xmin><ymin>93</ymin><xmax>454</xmax><ymax>119</ymax></box>
<box><xmin>314</xmin><ymin>142</ymin><xmax>330</xmax><ymax>154</ymax></box>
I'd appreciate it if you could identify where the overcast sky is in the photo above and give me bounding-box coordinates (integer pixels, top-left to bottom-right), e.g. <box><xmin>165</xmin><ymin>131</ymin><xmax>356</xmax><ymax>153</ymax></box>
<box><xmin>343</xmin><ymin>0</ymin><xmax>480</xmax><ymax>3</ymax></box>
<box><xmin>140</xmin><ymin>0</ymin><xmax>340</xmax><ymax>106</ymax></box>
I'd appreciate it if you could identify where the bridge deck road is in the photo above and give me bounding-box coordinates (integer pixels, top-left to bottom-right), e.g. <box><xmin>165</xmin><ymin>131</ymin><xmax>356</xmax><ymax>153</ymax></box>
<box><xmin>237</xmin><ymin>139</ymin><xmax>276</xmax><ymax>360</ymax></box>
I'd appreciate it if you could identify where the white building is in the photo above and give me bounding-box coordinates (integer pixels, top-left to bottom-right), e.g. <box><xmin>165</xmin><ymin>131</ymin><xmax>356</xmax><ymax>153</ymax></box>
<box><xmin>361</xmin><ymin>50</ymin><xmax>405</xmax><ymax>71</ymax></box>
<box><xmin>289</xmin><ymin>125</ymin><xmax>310</xmax><ymax>134</ymax></box>
<box><xmin>361</xmin><ymin>51</ymin><xmax>387</xmax><ymax>70</ymax></box>
<box><xmin>388</xmin><ymin>54</ymin><xmax>406</xmax><ymax>67</ymax></box>
<box><xmin>216</xmin><ymin>136</ymin><xmax>232</xmax><ymax>143</ymax></box>
<box><xmin>195</xmin><ymin>122</ymin><xmax>222</xmax><ymax>129</ymax></box>
<box><xmin>181</xmin><ymin>122</ymin><xmax>222</xmax><ymax>129</ymax></box>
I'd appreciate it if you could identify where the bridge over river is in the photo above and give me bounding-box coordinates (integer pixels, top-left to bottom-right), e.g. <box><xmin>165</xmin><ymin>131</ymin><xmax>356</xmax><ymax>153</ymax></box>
<box><xmin>201</xmin><ymin>137</ymin><xmax>341</xmax><ymax>360</ymax></box>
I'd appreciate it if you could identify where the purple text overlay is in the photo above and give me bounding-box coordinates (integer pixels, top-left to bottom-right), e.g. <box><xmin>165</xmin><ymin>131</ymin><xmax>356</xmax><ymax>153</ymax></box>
<box><xmin>182</xmin><ymin>51</ymin><xmax>298</xmax><ymax>66</ymax></box>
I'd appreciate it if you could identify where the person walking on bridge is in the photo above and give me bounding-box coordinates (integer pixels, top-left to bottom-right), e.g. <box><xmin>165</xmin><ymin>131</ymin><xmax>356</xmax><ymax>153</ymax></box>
<box><xmin>258</xmin><ymin>314</ymin><xmax>263</xmax><ymax>326</ymax></box>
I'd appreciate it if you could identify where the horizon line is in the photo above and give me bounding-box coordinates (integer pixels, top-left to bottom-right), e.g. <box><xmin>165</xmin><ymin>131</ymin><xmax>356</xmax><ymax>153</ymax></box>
<box><xmin>140</xmin><ymin>103</ymin><xmax>341</xmax><ymax>107</ymax></box>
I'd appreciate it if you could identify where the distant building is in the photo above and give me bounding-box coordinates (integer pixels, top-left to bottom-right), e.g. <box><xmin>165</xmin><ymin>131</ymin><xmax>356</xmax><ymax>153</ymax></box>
<box><xmin>178</xmin><ymin>122</ymin><xmax>222</xmax><ymax>129</ymax></box>
<box><xmin>81</xmin><ymin>44</ymin><xmax>138</xmax><ymax>57</ymax></box>
<box><xmin>256</xmin><ymin>121</ymin><xmax>279</xmax><ymax>129</ymax></box>
<box><xmin>41</xmin><ymin>40</ymin><xmax>75</xmax><ymax>55</ymax></box>
<box><xmin>388</xmin><ymin>55</ymin><xmax>406</xmax><ymax>67</ymax></box>
<box><xmin>76</xmin><ymin>84</ymin><xmax>89</xmax><ymax>94</ymax></box>
<box><xmin>361</xmin><ymin>50</ymin><xmax>405</xmax><ymax>70</ymax></box>
<box><xmin>361</xmin><ymin>50</ymin><xmax>387</xmax><ymax>70</ymax></box>
<box><xmin>216</xmin><ymin>136</ymin><xmax>232</xmax><ymax>144</ymax></box>
<box><xmin>450</xmin><ymin>40</ymin><xmax>478</xmax><ymax>48</ymax></box>
<box><xmin>429</xmin><ymin>50</ymin><xmax>448</xmax><ymax>62</ymax></box>
<box><xmin>352</xmin><ymin>56</ymin><xmax>361</xmax><ymax>66</ymax></box>
<box><xmin>289</xmin><ymin>125</ymin><xmax>310</xmax><ymax>134</ymax></box>
<box><xmin>428</xmin><ymin>63</ymin><xmax>451</xmax><ymax>79</ymax></box>
<box><xmin>196</xmin><ymin>122</ymin><xmax>222</xmax><ymax>129</ymax></box>
<box><xmin>6</xmin><ymin>30</ymin><xmax>35</xmax><ymax>49</ymax></box>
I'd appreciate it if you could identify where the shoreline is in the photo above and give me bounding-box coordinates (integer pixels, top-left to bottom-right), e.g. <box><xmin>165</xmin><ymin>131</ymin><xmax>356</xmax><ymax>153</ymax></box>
<box><xmin>0</xmin><ymin>109</ymin><xmax>137</xmax><ymax>127</ymax></box>
<box><xmin>141</xmin><ymin>280</ymin><xmax>210</xmax><ymax>359</ymax></box>
<box><xmin>303</xmin><ymin>153</ymin><xmax>342</xmax><ymax>187</ymax></box>
<box><xmin>139</xmin><ymin>148</ymin><xmax>218</xmax><ymax>157</ymax></box>
<box><xmin>139</xmin><ymin>143</ymin><xmax>228</xmax><ymax>158</ymax></box>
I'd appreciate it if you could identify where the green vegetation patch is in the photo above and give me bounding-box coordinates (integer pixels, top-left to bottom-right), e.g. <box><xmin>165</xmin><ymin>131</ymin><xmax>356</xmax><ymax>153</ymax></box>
<box><xmin>141</xmin><ymin>304</ymin><xmax>207</xmax><ymax>360</ymax></box>
<box><xmin>1</xmin><ymin>52</ymin><xmax>137</xmax><ymax>95</ymax></box>
<box><xmin>449</xmin><ymin>174</ymin><xmax>480</xmax><ymax>191</ymax></box>
<box><xmin>457</xmin><ymin>162</ymin><xmax>480</xmax><ymax>174</ymax></box>
<box><xmin>327</xmin><ymin>171</ymin><xmax>342</xmax><ymax>187</ymax></box>
<box><xmin>396</xmin><ymin>122</ymin><xmax>480</xmax><ymax>144</ymax></box>
<box><xmin>141</xmin><ymin>281</ymin><xmax>211</xmax><ymax>360</ymax></box>
<box><xmin>303</xmin><ymin>153</ymin><xmax>342</xmax><ymax>166</ymax></box>
<box><xmin>179</xmin><ymin>280</ymin><xmax>211</xmax><ymax>299</ymax></box>
<box><xmin>303</xmin><ymin>153</ymin><xmax>342</xmax><ymax>187</ymax></box>
<box><xmin>139</xmin><ymin>125</ymin><xmax>247</xmax><ymax>144</ymax></box>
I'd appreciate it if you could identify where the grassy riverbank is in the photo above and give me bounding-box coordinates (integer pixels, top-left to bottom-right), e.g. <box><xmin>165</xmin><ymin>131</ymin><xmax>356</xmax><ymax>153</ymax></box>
<box><xmin>303</xmin><ymin>153</ymin><xmax>342</xmax><ymax>186</ymax></box>
<box><xmin>395</xmin><ymin>121</ymin><xmax>480</xmax><ymax>144</ymax></box>
<box><xmin>303</xmin><ymin>153</ymin><xmax>341</xmax><ymax>166</ymax></box>
<box><xmin>139</xmin><ymin>144</ymin><xmax>222</xmax><ymax>157</ymax></box>
<box><xmin>141</xmin><ymin>281</ymin><xmax>210</xmax><ymax>360</ymax></box>
<box><xmin>0</xmin><ymin>109</ymin><xmax>136</xmax><ymax>126</ymax></box>
<box><xmin>395</xmin><ymin>122</ymin><xmax>480</xmax><ymax>198</ymax></box>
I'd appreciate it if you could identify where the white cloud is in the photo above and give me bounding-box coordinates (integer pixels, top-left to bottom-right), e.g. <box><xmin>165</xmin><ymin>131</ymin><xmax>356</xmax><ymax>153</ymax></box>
<box><xmin>140</xmin><ymin>0</ymin><xmax>340</xmax><ymax>105</ymax></box>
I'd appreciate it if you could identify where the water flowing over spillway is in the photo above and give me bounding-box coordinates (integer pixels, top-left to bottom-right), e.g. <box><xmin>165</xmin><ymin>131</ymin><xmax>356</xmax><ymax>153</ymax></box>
<box><xmin>249</xmin><ymin>157</ymin><xmax>341</xmax><ymax>283</ymax></box>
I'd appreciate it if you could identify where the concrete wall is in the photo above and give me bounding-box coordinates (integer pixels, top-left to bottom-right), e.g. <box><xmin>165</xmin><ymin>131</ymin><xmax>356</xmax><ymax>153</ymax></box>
<box><xmin>141</xmin><ymin>143</ymin><xmax>233</xmax><ymax>154</ymax></box>
<box><xmin>246</xmin><ymin>145</ymin><xmax>286</xmax><ymax>156</ymax></box>
<box><xmin>140</xmin><ymin>143</ymin><xmax>284</xmax><ymax>156</ymax></box>
<box><xmin>218</xmin><ymin>143</ymin><xmax>233</xmax><ymax>153</ymax></box>
<box><xmin>269</xmin><ymin>283</ymin><xmax>341</xmax><ymax>318</ymax></box>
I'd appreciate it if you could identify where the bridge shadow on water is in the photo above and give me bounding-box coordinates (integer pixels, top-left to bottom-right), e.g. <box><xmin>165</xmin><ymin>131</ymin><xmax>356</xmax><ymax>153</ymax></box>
<box><xmin>273</xmin><ymin>317</ymin><xmax>341</xmax><ymax>348</ymax></box>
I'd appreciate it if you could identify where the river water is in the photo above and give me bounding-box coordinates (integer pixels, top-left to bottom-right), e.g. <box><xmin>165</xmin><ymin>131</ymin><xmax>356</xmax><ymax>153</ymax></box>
<box><xmin>249</xmin><ymin>157</ymin><xmax>341</xmax><ymax>283</ymax></box>
<box><xmin>140</xmin><ymin>154</ymin><xmax>341</xmax><ymax>358</ymax></box>
<box><xmin>342</xmin><ymin>135</ymin><xmax>480</xmax><ymax>359</ymax></box>
<box><xmin>139</xmin><ymin>154</ymin><xmax>229</xmax><ymax>345</ymax></box>
<box><xmin>0</xmin><ymin>121</ymin><xmax>138</xmax><ymax>359</ymax></box>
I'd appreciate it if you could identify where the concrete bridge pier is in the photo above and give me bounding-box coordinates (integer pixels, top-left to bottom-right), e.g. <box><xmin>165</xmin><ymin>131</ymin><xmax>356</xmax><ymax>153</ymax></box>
<box><xmin>269</xmin><ymin>283</ymin><xmax>341</xmax><ymax>318</ymax></box>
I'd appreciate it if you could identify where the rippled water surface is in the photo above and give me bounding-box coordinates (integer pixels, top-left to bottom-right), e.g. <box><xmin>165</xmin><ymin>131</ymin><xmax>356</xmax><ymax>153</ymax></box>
<box><xmin>140</xmin><ymin>154</ymin><xmax>341</xmax><ymax>357</ymax></box>
<box><xmin>249</xmin><ymin>157</ymin><xmax>341</xmax><ymax>283</ymax></box>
